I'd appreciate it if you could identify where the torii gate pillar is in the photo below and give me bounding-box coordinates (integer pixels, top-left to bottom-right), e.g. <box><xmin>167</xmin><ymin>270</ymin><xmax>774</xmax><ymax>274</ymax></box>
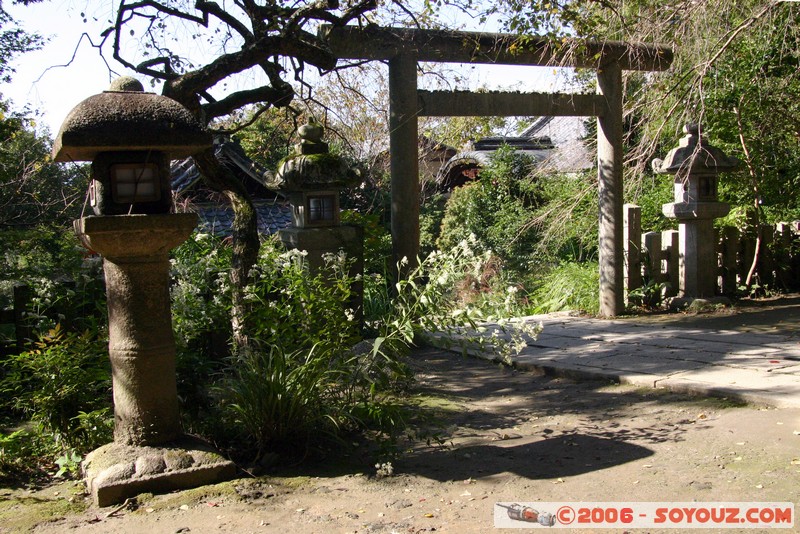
<box><xmin>597</xmin><ymin>62</ymin><xmax>625</xmax><ymax>316</ymax></box>
<box><xmin>389</xmin><ymin>53</ymin><xmax>420</xmax><ymax>271</ymax></box>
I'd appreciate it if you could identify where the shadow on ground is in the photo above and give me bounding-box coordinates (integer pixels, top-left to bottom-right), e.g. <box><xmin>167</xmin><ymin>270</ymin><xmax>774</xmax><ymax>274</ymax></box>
<box><xmin>387</xmin><ymin>348</ymin><xmax>722</xmax><ymax>482</ymax></box>
<box><xmin>622</xmin><ymin>294</ymin><xmax>800</xmax><ymax>337</ymax></box>
<box><xmin>400</xmin><ymin>434</ymin><xmax>653</xmax><ymax>482</ymax></box>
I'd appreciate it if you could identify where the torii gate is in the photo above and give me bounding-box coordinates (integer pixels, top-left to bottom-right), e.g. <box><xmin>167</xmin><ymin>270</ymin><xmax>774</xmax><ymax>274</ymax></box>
<box><xmin>321</xmin><ymin>25</ymin><xmax>673</xmax><ymax>317</ymax></box>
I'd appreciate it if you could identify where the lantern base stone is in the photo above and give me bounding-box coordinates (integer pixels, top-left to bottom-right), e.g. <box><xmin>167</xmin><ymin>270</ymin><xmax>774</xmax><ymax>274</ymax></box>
<box><xmin>666</xmin><ymin>296</ymin><xmax>732</xmax><ymax>313</ymax></box>
<box><xmin>82</xmin><ymin>435</ymin><xmax>236</xmax><ymax>507</ymax></box>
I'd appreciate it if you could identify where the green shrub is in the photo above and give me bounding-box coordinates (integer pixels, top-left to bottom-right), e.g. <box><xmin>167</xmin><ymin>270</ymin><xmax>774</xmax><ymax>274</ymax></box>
<box><xmin>1</xmin><ymin>324</ymin><xmax>112</xmax><ymax>450</ymax></box>
<box><xmin>437</xmin><ymin>146</ymin><xmax>542</xmax><ymax>274</ymax></box>
<box><xmin>0</xmin><ymin>227</ymin><xmax>105</xmax><ymax>336</ymax></box>
<box><xmin>526</xmin><ymin>171</ymin><xmax>598</xmax><ymax>263</ymax></box>
<box><xmin>221</xmin><ymin>345</ymin><xmax>338</xmax><ymax>457</ymax></box>
<box><xmin>244</xmin><ymin>241</ymin><xmax>362</xmax><ymax>354</ymax></box>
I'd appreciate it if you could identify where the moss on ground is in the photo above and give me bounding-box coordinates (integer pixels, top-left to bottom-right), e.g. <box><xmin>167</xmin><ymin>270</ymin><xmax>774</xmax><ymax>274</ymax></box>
<box><xmin>0</xmin><ymin>480</ymin><xmax>87</xmax><ymax>532</ymax></box>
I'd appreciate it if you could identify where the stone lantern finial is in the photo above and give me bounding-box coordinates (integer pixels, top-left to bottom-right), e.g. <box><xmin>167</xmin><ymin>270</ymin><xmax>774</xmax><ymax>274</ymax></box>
<box><xmin>296</xmin><ymin>119</ymin><xmax>327</xmax><ymax>155</ymax></box>
<box><xmin>108</xmin><ymin>76</ymin><xmax>145</xmax><ymax>92</ymax></box>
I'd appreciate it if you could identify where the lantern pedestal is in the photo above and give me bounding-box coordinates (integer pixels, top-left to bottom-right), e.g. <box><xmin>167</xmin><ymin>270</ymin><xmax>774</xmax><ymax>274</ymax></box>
<box><xmin>74</xmin><ymin>214</ymin><xmax>235</xmax><ymax>506</ymax></box>
<box><xmin>662</xmin><ymin>201</ymin><xmax>730</xmax><ymax>300</ymax></box>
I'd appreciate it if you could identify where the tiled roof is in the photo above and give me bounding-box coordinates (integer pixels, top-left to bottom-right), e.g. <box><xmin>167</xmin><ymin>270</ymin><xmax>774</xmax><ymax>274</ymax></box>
<box><xmin>170</xmin><ymin>138</ymin><xmax>276</xmax><ymax>196</ymax></box>
<box><xmin>171</xmin><ymin>137</ymin><xmax>289</xmax><ymax>236</ymax></box>
<box><xmin>184</xmin><ymin>200</ymin><xmax>293</xmax><ymax>237</ymax></box>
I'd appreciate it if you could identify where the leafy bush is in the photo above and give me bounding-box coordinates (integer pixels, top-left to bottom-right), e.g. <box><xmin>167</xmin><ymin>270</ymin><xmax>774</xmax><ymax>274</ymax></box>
<box><xmin>1</xmin><ymin>324</ymin><xmax>112</xmax><ymax>450</ymax></box>
<box><xmin>0</xmin><ymin>227</ymin><xmax>105</xmax><ymax>337</ymax></box>
<box><xmin>528</xmin><ymin>171</ymin><xmax>599</xmax><ymax>263</ymax></box>
<box><xmin>244</xmin><ymin>242</ymin><xmax>362</xmax><ymax>354</ymax></box>
<box><xmin>437</xmin><ymin>146</ymin><xmax>542</xmax><ymax>274</ymax></box>
<box><xmin>364</xmin><ymin>237</ymin><xmax>540</xmax><ymax>364</ymax></box>
<box><xmin>221</xmin><ymin>345</ymin><xmax>341</xmax><ymax>457</ymax></box>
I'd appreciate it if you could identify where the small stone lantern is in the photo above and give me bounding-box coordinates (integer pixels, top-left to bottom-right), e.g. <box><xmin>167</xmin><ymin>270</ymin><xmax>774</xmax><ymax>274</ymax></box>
<box><xmin>652</xmin><ymin>124</ymin><xmax>739</xmax><ymax>301</ymax></box>
<box><xmin>267</xmin><ymin>120</ymin><xmax>364</xmax><ymax>316</ymax></box>
<box><xmin>52</xmin><ymin>77</ymin><xmax>234</xmax><ymax>506</ymax></box>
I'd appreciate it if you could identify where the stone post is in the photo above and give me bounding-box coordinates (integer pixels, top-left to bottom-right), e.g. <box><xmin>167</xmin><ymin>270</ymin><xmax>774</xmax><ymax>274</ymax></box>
<box><xmin>75</xmin><ymin>214</ymin><xmax>196</xmax><ymax>445</ymax></box>
<box><xmin>623</xmin><ymin>203</ymin><xmax>642</xmax><ymax>300</ymax></box>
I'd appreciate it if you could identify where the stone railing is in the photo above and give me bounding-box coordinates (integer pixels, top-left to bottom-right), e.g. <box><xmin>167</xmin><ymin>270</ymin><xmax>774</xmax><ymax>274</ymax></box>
<box><xmin>624</xmin><ymin>203</ymin><xmax>800</xmax><ymax>305</ymax></box>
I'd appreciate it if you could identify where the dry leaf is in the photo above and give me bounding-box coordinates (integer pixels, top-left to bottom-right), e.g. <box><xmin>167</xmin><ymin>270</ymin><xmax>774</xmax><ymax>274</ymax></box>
<box><xmin>424</xmin><ymin>513</ymin><xmax>434</xmax><ymax>518</ymax></box>
<box><xmin>790</xmin><ymin>459</ymin><xmax>800</xmax><ymax>465</ymax></box>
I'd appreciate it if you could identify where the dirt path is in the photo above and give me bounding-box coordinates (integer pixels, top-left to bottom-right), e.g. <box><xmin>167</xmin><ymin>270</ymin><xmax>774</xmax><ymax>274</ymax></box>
<box><xmin>3</xmin><ymin>347</ymin><xmax>799</xmax><ymax>533</ymax></box>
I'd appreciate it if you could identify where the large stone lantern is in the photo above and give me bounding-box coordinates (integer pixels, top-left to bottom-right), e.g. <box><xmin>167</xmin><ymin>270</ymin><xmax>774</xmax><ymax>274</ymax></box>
<box><xmin>53</xmin><ymin>77</ymin><xmax>234</xmax><ymax>506</ymax></box>
<box><xmin>652</xmin><ymin>124</ymin><xmax>739</xmax><ymax>301</ymax></box>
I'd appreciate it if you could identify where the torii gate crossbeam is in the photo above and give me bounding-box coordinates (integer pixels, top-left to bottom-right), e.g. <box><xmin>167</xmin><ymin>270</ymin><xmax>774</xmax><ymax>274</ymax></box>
<box><xmin>320</xmin><ymin>25</ymin><xmax>673</xmax><ymax>317</ymax></box>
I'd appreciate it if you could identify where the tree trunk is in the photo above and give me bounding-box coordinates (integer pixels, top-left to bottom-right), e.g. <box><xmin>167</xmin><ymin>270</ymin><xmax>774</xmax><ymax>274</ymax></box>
<box><xmin>192</xmin><ymin>148</ymin><xmax>260</xmax><ymax>353</ymax></box>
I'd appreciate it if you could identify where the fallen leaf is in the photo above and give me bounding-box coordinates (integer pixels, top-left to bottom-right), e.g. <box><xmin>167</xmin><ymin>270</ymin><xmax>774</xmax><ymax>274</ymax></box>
<box><xmin>206</xmin><ymin>502</ymin><xmax>218</xmax><ymax>507</ymax></box>
<box><xmin>736</xmin><ymin>442</ymin><xmax>745</xmax><ymax>446</ymax></box>
<box><xmin>642</xmin><ymin>464</ymin><xmax>653</xmax><ymax>468</ymax></box>
<box><xmin>552</xmin><ymin>478</ymin><xmax>564</xmax><ymax>484</ymax></box>
<box><xmin>756</xmin><ymin>484</ymin><xmax>764</xmax><ymax>489</ymax></box>
<box><xmin>697</xmin><ymin>413</ymin><xmax>707</xmax><ymax>419</ymax></box>
<box><xmin>179</xmin><ymin>504</ymin><xmax>189</xmax><ymax>511</ymax></box>
<box><xmin>632</xmin><ymin>480</ymin><xmax>640</xmax><ymax>485</ymax></box>
<box><xmin>460</xmin><ymin>491</ymin><xmax>472</xmax><ymax>497</ymax></box>
<box><xmin>793</xmin><ymin>431</ymin><xmax>800</xmax><ymax>435</ymax></box>
<box><xmin>424</xmin><ymin>513</ymin><xmax>434</xmax><ymax>518</ymax></box>
<box><xmin>734</xmin><ymin>457</ymin><xmax>743</xmax><ymax>462</ymax></box>
<box><xmin>790</xmin><ymin>459</ymin><xmax>800</xmax><ymax>465</ymax></box>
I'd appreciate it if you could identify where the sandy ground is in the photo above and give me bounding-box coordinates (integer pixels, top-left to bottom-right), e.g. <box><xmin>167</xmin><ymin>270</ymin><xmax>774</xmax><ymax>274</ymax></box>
<box><xmin>2</xmin><ymin>342</ymin><xmax>799</xmax><ymax>534</ymax></box>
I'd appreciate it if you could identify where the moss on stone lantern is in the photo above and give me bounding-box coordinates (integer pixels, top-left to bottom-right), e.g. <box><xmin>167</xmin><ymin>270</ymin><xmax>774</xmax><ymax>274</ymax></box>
<box><xmin>268</xmin><ymin>119</ymin><xmax>361</xmax><ymax>228</ymax></box>
<box><xmin>52</xmin><ymin>76</ymin><xmax>211</xmax><ymax>215</ymax></box>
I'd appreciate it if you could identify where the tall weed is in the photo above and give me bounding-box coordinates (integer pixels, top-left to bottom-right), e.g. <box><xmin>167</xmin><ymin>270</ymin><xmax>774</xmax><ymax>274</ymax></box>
<box><xmin>529</xmin><ymin>261</ymin><xmax>600</xmax><ymax>315</ymax></box>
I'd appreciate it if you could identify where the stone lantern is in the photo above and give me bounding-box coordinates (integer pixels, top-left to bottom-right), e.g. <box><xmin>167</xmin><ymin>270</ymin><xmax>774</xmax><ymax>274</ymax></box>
<box><xmin>652</xmin><ymin>124</ymin><xmax>739</xmax><ymax>302</ymax></box>
<box><xmin>53</xmin><ymin>77</ymin><xmax>234</xmax><ymax>506</ymax></box>
<box><xmin>267</xmin><ymin>120</ymin><xmax>365</xmax><ymax>318</ymax></box>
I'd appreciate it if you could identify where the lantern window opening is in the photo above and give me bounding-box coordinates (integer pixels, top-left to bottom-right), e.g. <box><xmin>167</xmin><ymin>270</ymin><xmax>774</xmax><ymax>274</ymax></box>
<box><xmin>307</xmin><ymin>194</ymin><xmax>337</xmax><ymax>224</ymax></box>
<box><xmin>110</xmin><ymin>162</ymin><xmax>161</xmax><ymax>204</ymax></box>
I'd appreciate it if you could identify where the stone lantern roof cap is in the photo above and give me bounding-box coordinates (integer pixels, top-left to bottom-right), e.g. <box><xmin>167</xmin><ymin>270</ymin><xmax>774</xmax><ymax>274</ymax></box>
<box><xmin>652</xmin><ymin>124</ymin><xmax>739</xmax><ymax>176</ymax></box>
<box><xmin>52</xmin><ymin>77</ymin><xmax>212</xmax><ymax>162</ymax></box>
<box><xmin>267</xmin><ymin>120</ymin><xmax>361</xmax><ymax>192</ymax></box>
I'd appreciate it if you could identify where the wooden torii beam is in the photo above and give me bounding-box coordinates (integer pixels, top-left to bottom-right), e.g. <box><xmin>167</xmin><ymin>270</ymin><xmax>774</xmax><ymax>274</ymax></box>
<box><xmin>320</xmin><ymin>25</ymin><xmax>673</xmax><ymax>317</ymax></box>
